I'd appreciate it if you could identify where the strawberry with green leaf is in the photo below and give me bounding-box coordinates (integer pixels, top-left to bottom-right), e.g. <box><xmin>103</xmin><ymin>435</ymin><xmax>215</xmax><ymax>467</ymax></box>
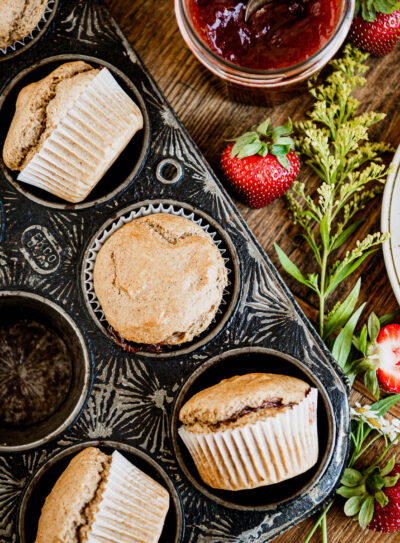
<box><xmin>351</xmin><ymin>314</ymin><xmax>400</xmax><ymax>397</ymax></box>
<box><xmin>350</xmin><ymin>0</ymin><xmax>400</xmax><ymax>56</ymax></box>
<box><xmin>339</xmin><ymin>458</ymin><xmax>400</xmax><ymax>532</ymax></box>
<box><xmin>221</xmin><ymin>118</ymin><xmax>300</xmax><ymax>209</ymax></box>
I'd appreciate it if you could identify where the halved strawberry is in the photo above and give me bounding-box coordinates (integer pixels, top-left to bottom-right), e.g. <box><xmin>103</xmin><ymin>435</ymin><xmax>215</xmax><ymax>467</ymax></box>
<box><xmin>376</xmin><ymin>324</ymin><xmax>400</xmax><ymax>393</ymax></box>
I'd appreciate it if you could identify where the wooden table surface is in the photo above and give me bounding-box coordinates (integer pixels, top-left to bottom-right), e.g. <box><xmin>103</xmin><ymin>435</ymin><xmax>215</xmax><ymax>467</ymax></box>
<box><xmin>106</xmin><ymin>1</ymin><xmax>400</xmax><ymax>540</ymax></box>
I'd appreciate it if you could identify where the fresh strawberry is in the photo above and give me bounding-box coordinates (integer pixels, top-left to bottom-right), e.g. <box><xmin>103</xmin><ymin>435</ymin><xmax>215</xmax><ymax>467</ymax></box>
<box><xmin>351</xmin><ymin>316</ymin><xmax>400</xmax><ymax>397</ymax></box>
<box><xmin>349</xmin><ymin>0</ymin><xmax>400</xmax><ymax>56</ymax></box>
<box><xmin>338</xmin><ymin>459</ymin><xmax>400</xmax><ymax>531</ymax></box>
<box><xmin>369</xmin><ymin>463</ymin><xmax>400</xmax><ymax>532</ymax></box>
<box><xmin>376</xmin><ymin>324</ymin><xmax>400</xmax><ymax>393</ymax></box>
<box><xmin>220</xmin><ymin>118</ymin><xmax>300</xmax><ymax>209</ymax></box>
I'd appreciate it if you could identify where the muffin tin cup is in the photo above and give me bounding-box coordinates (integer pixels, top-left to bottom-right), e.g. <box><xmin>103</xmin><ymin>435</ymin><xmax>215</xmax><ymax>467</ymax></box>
<box><xmin>0</xmin><ymin>1</ymin><xmax>59</xmax><ymax>61</ymax></box>
<box><xmin>0</xmin><ymin>291</ymin><xmax>91</xmax><ymax>453</ymax></box>
<box><xmin>17</xmin><ymin>440</ymin><xmax>184</xmax><ymax>543</ymax></box>
<box><xmin>0</xmin><ymin>54</ymin><xmax>150</xmax><ymax>209</ymax></box>
<box><xmin>172</xmin><ymin>347</ymin><xmax>337</xmax><ymax>511</ymax></box>
<box><xmin>82</xmin><ymin>200</ymin><xmax>240</xmax><ymax>357</ymax></box>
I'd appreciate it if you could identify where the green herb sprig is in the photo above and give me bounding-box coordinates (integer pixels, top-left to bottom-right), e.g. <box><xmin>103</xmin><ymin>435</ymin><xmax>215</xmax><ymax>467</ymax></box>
<box><xmin>275</xmin><ymin>45</ymin><xmax>393</xmax><ymax>385</ymax></box>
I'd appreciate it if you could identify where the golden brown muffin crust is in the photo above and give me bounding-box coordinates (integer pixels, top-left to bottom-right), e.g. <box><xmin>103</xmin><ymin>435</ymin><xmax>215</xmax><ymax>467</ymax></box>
<box><xmin>179</xmin><ymin>373</ymin><xmax>311</xmax><ymax>432</ymax></box>
<box><xmin>93</xmin><ymin>214</ymin><xmax>228</xmax><ymax>345</ymax></box>
<box><xmin>0</xmin><ymin>0</ymin><xmax>48</xmax><ymax>49</ymax></box>
<box><xmin>3</xmin><ymin>61</ymin><xmax>99</xmax><ymax>171</ymax></box>
<box><xmin>35</xmin><ymin>447</ymin><xmax>110</xmax><ymax>543</ymax></box>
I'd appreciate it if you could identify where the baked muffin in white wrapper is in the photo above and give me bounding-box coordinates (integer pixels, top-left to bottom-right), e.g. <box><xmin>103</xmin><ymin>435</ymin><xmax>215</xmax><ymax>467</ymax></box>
<box><xmin>178</xmin><ymin>373</ymin><xmax>319</xmax><ymax>491</ymax></box>
<box><xmin>3</xmin><ymin>63</ymin><xmax>143</xmax><ymax>204</ymax></box>
<box><xmin>35</xmin><ymin>447</ymin><xmax>170</xmax><ymax>543</ymax></box>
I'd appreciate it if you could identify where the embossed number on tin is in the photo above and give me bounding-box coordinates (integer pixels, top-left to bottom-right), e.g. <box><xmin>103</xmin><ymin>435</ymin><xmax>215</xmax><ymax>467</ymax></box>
<box><xmin>20</xmin><ymin>226</ymin><xmax>62</xmax><ymax>274</ymax></box>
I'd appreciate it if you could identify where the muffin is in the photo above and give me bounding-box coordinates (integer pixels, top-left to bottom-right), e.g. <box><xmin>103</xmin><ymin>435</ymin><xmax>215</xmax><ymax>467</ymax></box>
<box><xmin>93</xmin><ymin>213</ymin><xmax>228</xmax><ymax>345</ymax></box>
<box><xmin>3</xmin><ymin>61</ymin><xmax>143</xmax><ymax>203</ymax></box>
<box><xmin>35</xmin><ymin>447</ymin><xmax>169</xmax><ymax>543</ymax></box>
<box><xmin>0</xmin><ymin>0</ymin><xmax>48</xmax><ymax>50</ymax></box>
<box><xmin>179</xmin><ymin>373</ymin><xmax>318</xmax><ymax>490</ymax></box>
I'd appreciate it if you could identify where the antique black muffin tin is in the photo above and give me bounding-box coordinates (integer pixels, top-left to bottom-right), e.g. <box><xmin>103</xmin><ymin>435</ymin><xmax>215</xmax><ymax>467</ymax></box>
<box><xmin>0</xmin><ymin>1</ymin><xmax>350</xmax><ymax>542</ymax></box>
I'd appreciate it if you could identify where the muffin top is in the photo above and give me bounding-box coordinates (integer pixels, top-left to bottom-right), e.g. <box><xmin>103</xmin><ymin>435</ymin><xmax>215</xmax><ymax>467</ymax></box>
<box><xmin>179</xmin><ymin>373</ymin><xmax>311</xmax><ymax>432</ymax></box>
<box><xmin>3</xmin><ymin>61</ymin><xmax>99</xmax><ymax>171</ymax></box>
<box><xmin>93</xmin><ymin>213</ymin><xmax>228</xmax><ymax>345</ymax></box>
<box><xmin>35</xmin><ymin>447</ymin><xmax>110</xmax><ymax>543</ymax></box>
<box><xmin>0</xmin><ymin>0</ymin><xmax>48</xmax><ymax>50</ymax></box>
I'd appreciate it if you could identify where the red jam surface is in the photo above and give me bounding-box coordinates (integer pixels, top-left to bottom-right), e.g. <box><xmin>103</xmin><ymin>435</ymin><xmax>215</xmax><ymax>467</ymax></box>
<box><xmin>189</xmin><ymin>0</ymin><xmax>340</xmax><ymax>70</ymax></box>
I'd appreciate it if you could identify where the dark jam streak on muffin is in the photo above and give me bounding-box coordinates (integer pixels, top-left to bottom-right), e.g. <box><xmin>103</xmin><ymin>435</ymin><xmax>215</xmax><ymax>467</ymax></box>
<box><xmin>0</xmin><ymin>320</ymin><xmax>72</xmax><ymax>426</ymax></box>
<box><xmin>190</xmin><ymin>0</ymin><xmax>340</xmax><ymax>70</ymax></box>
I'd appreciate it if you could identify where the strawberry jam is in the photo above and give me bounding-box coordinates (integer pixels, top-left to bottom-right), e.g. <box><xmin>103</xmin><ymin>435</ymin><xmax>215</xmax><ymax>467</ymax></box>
<box><xmin>189</xmin><ymin>0</ymin><xmax>340</xmax><ymax>70</ymax></box>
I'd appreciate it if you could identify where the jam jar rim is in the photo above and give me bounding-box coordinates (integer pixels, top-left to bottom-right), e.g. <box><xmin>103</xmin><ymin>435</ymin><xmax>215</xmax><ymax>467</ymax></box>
<box><xmin>175</xmin><ymin>0</ymin><xmax>355</xmax><ymax>86</ymax></box>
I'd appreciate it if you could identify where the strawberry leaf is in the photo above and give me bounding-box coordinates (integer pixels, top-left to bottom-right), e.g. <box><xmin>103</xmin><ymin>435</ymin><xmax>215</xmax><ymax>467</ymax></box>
<box><xmin>374</xmin><ymin>490</ymin><xmax>389</xmax><ymax>508</ymax></box>
<box><xmin>364</xmin><ymin>370</ymin><xmax>379</xmax><ymax>400</ymax></box>
<box><xmin>358</xmin><ymin>496</ymin><xmax>374</xmax><ymax>529</ymax></box>
<box><xmin>256</xmin><ymin>118</ymin><xmax>273</xmax><ymax>136</ymax></box>
<box><xmin>270</xmin><ymin>144</ymin><xmax>291</xmax><ymax>156</ymax></box>
<box><xmin>383</xmin><ymin>474</ymin><xmax>400</xmax><ymax>487</ymax></box>
<box><xmin>275</xmin><ymin>154</ymin><xmax>291</xmax><ymax>171</ymax></box>
<box><xmin>237</xmin><ymin>142</ymin><xmax>264</xmax><ymax>159</ymax></box>
<box><xmin>367</xmin><ymin>312</ymin><xmax>381</xmax><ymax>343</ymax></box>
<box><xmin>381</xmin><ymin>455</ymin><xmax>396</xmax><ymax>477</ymax></box>
<box><xmin>272</xmin><ymin>118</ymin><xmax>293</xmax><ymax>140</ymax></box>
<box><xmin>275</xmin><ymin>136</ymin><xmax>295</xmax><ymax>148</ymax></box>
<box><xmin>359</xmin><ymin>325</ymin><xmax>368</xmax><ymax>355</ymax></box>
<box><xmin>341</xmin><ymin>468</ymin><xmax>364</xmax><ymax>487</ymax></box>
<box><xmin>332</xmin><ymin>304</ymin><xmax>366</xmax><ymax>368</ymax></box>
<box><xmin>344</xmin><ymin>495</ymin><xmax>365</xmax><ymax>516</ymax></box>
<box><xmin>337</xmin><ymin>485</ymin><xmax>365</xmax><ymax>498</ymax></box>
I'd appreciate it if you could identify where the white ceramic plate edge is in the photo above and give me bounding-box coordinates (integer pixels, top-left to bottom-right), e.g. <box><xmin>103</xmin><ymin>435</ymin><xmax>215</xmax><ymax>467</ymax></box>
<box><xmin>381</xmin><ymin>144</ymin><xmax>400</xmax><ymax>307</ymax></box>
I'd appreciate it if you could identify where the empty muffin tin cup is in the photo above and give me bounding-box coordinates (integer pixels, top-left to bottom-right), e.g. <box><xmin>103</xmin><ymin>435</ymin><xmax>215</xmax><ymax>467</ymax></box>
<box><xmin>0</xmin><ymin>54</ymin><xmax>150</xmax><ymax>209</ymax></box>
<box><xmin>172</xmin><ymin>347</ymin><xmax>336</xmax><ymax>511</ymax></box>
<box><xmin>0</xmin><ymin>1</ymin><xmax>59</xmax><ymax>61</ymax></box>
<box><xmin>0</xmin><ymin>291</ymin><xmax>91</xmax><ymax>452</ymax></box>
<box><xmin>82</xmin><ymin>200</ymin><xmax>240</xmax><ymax>357</ymax></box>
<box><xmin>18</xmin><ymin>440</ymin><xmax>184</xmax><ymax>543</ymax></box>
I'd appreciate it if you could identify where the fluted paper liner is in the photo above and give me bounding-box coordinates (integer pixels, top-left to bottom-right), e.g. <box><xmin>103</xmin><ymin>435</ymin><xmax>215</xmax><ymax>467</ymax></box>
<box><xmin>18</xmin><ymin>68</ymin><xmax>143</xmax><ymax>203</ymax></box>
<box><xmin>86</xmin><ymin>451</ymin><xmax>169</xmax><ymax>543</ymax></box>
<box><xmin>179</xmin><ymin>388</ymin><xmax>319</xmax><ymax>491</ymax></box>
<box><xmin>0</xmin><ymin>1</ymin><xmax>56</xmax><ymax>57</ymax></box>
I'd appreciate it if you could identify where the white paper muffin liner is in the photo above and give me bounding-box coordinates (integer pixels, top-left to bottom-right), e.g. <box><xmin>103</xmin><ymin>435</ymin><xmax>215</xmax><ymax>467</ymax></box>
<box><xmin>179</xmin><ymin>388</ymin><xmax>319</xmax><ymax>491</ymax></box>
<box><xmin>0</xmin><ymin>1</ymin><xmax>56</xmax><ymax>56</ymax></box>
<box><xmin>83</xmin><ymin>203</ymin><xmax>232</xmax><ymax>345</ymax></box>
<box><xmin>17</xmin><ymin>68</ymin><xmax>143</xmax><ymax>203</ymax></box>
<box><xmin>86</xmin><ymin>451</ymin><xmax>169</xmax><ymax>543</ymax></box>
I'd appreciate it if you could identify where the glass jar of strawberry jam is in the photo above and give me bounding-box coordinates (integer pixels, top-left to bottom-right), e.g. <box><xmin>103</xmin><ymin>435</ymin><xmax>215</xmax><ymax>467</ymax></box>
<box><xmin>175</xmin><ymin>0</ymin><xmax>355</xmax><ymax>104</ymax></box>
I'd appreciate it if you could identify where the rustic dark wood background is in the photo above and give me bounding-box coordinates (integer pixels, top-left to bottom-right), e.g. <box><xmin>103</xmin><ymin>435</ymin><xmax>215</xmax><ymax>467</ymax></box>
<box><xmin>106</xmin><ymin>0</ymin><xmax>400</xmax><ymax>540</ymax></box>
